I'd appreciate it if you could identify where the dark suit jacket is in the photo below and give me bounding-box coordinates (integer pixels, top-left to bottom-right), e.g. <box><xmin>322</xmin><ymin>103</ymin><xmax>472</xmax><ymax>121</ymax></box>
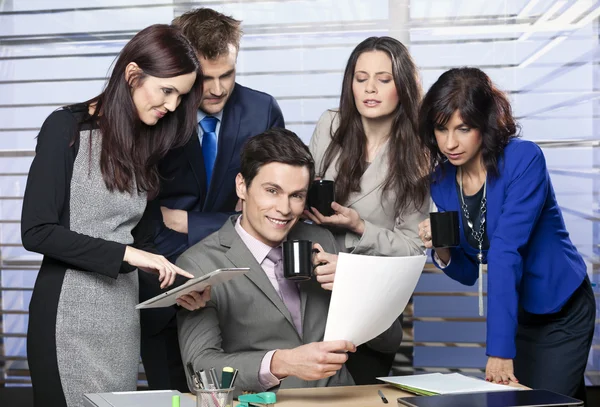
<box><xmin>177</xmin><ymin>216</ymin><xmax>402</xmax><ymax>394</ymax></box>
<box><xmin>140</xmin><ymin>84</ymin><xmax>284</xmax><ymax>335</ymax></box>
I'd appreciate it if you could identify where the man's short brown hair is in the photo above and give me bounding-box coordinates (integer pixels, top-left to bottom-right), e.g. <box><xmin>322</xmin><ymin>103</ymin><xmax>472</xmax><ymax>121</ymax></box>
<box><xmin>172</xmin><ymin>8</ymin><xmax>242</xmax><ymax>59</ymax></box>
<box><xmin>240</xmin><ymin>128</ymin><xmax>315</xmax><ymax>188</ymax></box>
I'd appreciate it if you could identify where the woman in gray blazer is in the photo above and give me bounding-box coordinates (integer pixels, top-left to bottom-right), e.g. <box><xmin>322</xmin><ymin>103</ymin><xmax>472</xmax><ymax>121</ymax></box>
<box><xmin>307</xmin><ymin>36</ymin><xmax>429</xmax><ymax>384</ymax></box>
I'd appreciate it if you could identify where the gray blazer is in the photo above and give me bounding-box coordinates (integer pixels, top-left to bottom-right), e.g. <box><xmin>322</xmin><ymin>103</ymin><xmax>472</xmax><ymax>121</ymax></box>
<box><xmin>309</xmin><ymin>109</ymin><xmax>429</xmax><ymax>256</ymax></box>
<box><xmin>177</xmin><ymin>216</ymin><xmax>403</xmax><ymax>393</ymax></box>
<box><xmin>178</xmin><ymin>216</ymin><xmax>406</xmax><ymax>394</ymax></box>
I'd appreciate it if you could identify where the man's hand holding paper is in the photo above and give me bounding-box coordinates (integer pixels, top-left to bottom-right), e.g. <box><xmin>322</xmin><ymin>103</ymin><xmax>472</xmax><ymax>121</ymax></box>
<box><xmin>271</xmin><ymin>340</ymin><xmax>356</xmax><ymax>381</ymax></box>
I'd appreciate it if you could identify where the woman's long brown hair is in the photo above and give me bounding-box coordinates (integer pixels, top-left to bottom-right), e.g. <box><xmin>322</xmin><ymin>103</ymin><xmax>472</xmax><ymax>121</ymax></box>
<box><xmin>83</xmin><ymin>24</ymin><xmax>202</xmax><ymax>199</ymax></box>
<box><xmin>320</xmin><ymin>36</ymin><xmax>429</xmax><ymax>216</ymax></box>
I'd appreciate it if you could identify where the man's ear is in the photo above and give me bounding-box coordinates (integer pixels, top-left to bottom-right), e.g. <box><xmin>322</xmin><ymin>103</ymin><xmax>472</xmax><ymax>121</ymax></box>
<box><xmin>235</xmin><ymin>173</ymin><xmax>247</xmax><ymax>201</ymax></box>
<box><xmin>124</xmin><ymin>62</ymin><xmax>141</xmax><ymax>85</ymax></box>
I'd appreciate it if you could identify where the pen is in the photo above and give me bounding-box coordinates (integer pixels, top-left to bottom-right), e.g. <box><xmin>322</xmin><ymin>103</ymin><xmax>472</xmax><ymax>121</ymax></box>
<box><xmin>221</xmin><ymin>366</ymin><xmax>235</xmax><ymax>389</ymax></box>
<box><xmin>230</xmin><ymin>369</ymin><xmax>239</xmax><ymax>389</ymax></box>
<box><xmin>186</xmin><ymin>362</ymin><xmax>200</xmax><ymax>389</ymax></box>
<box><xmin>378</xmin><ymin>389</ymin><xmax>388</xmax><ymax>404</ymax></box>
<box><xmin>195</xmin><ymin>370</ymin><xmax>204</xmax><ymax>389</ymax></box>
<box><xmin>199</xmin><ymin>369</ymin><xmax>210</xmax><ymax>390</ymax></box>
<box><xmin>210</xmin><ymin>367</ymin><xmax>220</xmax><ymax>389</ymax></box>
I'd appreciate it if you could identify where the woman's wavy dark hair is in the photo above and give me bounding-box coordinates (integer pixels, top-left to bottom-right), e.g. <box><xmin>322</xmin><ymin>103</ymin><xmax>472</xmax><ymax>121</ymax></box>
<box><xmin>320</xmin><ymin>36</ymin><xmax>429</xmax><ymax>216</ymax></box>
<box><xmin>419</xmin><ymin>67</ymin><xmax>519</xmax><ymax>179</ymax></box>
<box><xmin>81</xmin><ymin>24</ymin><xmax>202</xmax><ymax>199</ymax></box>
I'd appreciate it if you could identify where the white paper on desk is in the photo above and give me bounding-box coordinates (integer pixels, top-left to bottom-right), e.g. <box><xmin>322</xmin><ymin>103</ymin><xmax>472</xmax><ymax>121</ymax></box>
<box><xmin>323</xmin><ymin>253</ymin><xmax>426</xmax><ymax>346</ymax></box>
<box><xmin>378</xmin><ymin>373</ymin><xmax>520</xmax><ymax>394</ymax></box>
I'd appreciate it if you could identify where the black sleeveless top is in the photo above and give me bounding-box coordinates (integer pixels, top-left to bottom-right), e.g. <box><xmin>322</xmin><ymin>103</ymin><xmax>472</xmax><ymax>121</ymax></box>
<box><xmin>455</xmin><ymin>180</ymin><xmax>490</xmax><ymax>250</ymax></box>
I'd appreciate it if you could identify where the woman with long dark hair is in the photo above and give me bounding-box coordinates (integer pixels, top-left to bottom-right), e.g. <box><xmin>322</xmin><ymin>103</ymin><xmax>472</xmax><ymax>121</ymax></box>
<box><xmin>307</xmin><ymin>36</ymin><xmax>430</xmax><ymax>383</ymax></box>
<box><xmin>418</xmin><ymin>67</ymin><xmax>594</xmax><ymax>402</ymax></box>
<box><xmin>21</xmin><ymin>24</ymin><xmax>206</xmax><ymax>407</ymax></box>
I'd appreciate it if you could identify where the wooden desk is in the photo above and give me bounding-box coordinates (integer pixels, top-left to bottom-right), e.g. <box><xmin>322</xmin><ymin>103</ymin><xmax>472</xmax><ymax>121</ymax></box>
<box><xmin>187</xmin><ymin>383</ymin><xmax>527</xmax><ymax>406</ymax></box>
<box><xmin>252</xmin><ymin>384</ymin><xmax>412</xmax><ymax>406</ymax></box>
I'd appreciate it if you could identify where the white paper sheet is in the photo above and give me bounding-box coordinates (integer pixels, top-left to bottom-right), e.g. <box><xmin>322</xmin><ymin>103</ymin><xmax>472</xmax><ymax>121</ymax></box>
<box><xmin>378</xmin><ymin>373</ymin><xmax>519</xmax><ymax>394</ymax></box>
<box><xmin>323</xmin><ymin>253</ymin><xmax>426</xmax><ymax>346</ymax></box>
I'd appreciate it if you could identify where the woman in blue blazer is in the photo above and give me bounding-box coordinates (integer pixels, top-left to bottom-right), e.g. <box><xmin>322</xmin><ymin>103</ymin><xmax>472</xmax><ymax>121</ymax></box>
<box><xmin>417</xmin><ymin>67</ymin><xmax>594</xmax><ymax>402</ymax></box>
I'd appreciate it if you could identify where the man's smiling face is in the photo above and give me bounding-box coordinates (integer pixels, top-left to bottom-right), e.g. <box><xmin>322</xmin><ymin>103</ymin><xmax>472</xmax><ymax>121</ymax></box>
<box><xmin>236</xmin><ymin>162</ymin><xmax>310</xmax><ymax>246</ymax></box>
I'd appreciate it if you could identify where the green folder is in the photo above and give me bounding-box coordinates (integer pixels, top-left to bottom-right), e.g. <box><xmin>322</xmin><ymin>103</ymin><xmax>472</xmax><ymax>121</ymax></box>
<box><xmin>390</xmin><ymin>383</ymin><xmax>438</xmax><ymax>396</ymax></box>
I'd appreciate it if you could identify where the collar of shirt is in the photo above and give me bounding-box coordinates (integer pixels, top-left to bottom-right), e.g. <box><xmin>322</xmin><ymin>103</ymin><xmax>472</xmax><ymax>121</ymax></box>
<box><xmin>234</xmin><ymin>216</ymin><xmax>286</xmax><ymax>266</ymax></box>
<box><xmin>197</xmin><ymin>109</ymin><xmax>224</xmax><ymax>146</ymax></box>
<box><xmin>234</xmin><ymin>216</ymin><xmax>287</xmax><ymax>303</ymax></box>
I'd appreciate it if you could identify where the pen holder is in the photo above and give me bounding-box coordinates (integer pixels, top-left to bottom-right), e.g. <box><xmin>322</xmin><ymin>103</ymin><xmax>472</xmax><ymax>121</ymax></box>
<box><xmin>195</xmin><ymin>387</ymin><xmax>234</xmax><ymax>407</ymax></box>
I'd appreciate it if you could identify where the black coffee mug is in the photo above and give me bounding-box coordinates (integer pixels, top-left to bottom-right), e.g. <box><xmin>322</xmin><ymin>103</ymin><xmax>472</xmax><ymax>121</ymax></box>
<box><xmin>430</xmin><ymin>211</ymin><xmax>460</xmax><ymax>248</ymax></box>
<box><xmin>282</xmin><ymin>240</ymin><xmax>316</xmax><ymax>281</ymax></box>
<box><xmin>307</xmin><ymin>180</ymin><xmax>335</xmax><ymax>217</ymax></box>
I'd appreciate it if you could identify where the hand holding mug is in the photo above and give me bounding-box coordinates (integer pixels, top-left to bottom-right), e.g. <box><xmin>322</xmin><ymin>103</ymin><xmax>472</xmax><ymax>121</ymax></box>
<box><xmin>418</xmin><ymin>216</ymin><xmax>453</xmax><ymax>265</ymax></box>
<box><xmin>304</xmin><ymin>179</ymin><xmax>364</xmax><ymax>234</ymax></box>
<box><xmin>429</xmin><ymin>211</ymin><xmax>460</xmax><ymax>248</ymax></box>
<box><xmin>312</xmin><ymin>243</ymin><xmax>337</xmax><ymax>290</ymax></box>
<box><xmin>304</xmin><ymin>202</ymin><xmax>365</xmax><ymax>235</ymax></box>
<box><xmin>418</xmin><ymin>218</ymin><xmax>433</xmax><ymax>249</ymax></box>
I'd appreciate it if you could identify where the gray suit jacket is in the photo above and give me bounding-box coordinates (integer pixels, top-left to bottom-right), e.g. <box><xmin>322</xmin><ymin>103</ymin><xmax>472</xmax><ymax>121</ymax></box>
<box><xmin>177</xmin><ymin>215</ymin><xmax>402</xmax><ymax>394</ymax></box>
<box><xmin>177</xmin><ymin>216</ymin><xmax>367</xmax><ymax>394</ymax></box>
<box><xmin>309</xmin><ymin>109</ymin><xmax>429</xmax><ymax>256</ymax></box>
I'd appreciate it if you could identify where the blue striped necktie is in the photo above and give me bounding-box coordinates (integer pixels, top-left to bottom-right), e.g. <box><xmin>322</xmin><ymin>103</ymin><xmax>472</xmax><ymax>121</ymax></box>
<box><xmin>199</xmin><ymin>116</ymin><xmax>219</xmax><ymax>189</ymax></box>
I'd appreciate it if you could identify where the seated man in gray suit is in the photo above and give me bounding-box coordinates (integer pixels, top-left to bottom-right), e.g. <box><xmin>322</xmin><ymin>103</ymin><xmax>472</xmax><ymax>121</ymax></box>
<box><xmin>177</xmin><ymin>128</ymin><xmax>403</xmax><ymax>393</ymax></box>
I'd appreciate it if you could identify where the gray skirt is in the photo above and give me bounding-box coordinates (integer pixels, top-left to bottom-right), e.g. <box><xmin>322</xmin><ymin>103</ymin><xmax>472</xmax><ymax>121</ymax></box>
<box><xmin>55</xmin><ymin>269</ymin><xmax>140</xmax><ymax>407</ymax></box>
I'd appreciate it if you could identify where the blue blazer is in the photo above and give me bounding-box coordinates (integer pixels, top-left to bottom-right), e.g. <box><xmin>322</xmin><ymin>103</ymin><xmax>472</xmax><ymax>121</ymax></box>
<box><xmin>139</xmin><ymin>84</ymin><xmax>284</xmax><ymax>333</ymax></box>
<box><xmin>430</xmin><ymin>138</ymin><xmax>586</xmax><ymax>359</ymax></box>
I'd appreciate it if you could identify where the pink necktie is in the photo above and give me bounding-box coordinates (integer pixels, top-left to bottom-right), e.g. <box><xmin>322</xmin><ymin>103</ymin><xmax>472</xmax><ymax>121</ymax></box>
<box><xmin>267</xmin><ymin>247</ymin><xmax>303</xmax><ymax>336</ymax></box>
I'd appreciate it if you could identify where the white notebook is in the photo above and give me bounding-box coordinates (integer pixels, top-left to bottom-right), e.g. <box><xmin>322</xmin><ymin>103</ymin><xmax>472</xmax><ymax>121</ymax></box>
<box><xmin>378</xmin><ymin>373</ymin><xmax>520</xmax><ymax>395</ymax></box>
<box><xmin>136</xmin><ymin>267</ymin><xmax>249</xmax><ymax>309</ymax></box>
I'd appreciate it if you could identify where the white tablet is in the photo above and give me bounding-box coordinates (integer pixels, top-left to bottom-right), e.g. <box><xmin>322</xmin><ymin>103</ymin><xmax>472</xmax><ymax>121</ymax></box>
<box><xmin>135</xmin><ymin>267</ymin><xmax>249</xmax><ymax>309</ymax></box>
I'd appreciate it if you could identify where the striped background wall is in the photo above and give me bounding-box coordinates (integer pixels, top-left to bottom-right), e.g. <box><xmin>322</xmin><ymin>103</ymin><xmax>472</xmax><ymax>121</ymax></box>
<box><xmin>1</xmin><ymin>0</ymin><xmax>599</xmax><ymax>386</ymax></box>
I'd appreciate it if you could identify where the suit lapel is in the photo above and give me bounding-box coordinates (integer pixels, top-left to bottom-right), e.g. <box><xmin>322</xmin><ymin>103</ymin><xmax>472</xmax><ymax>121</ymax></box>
<box><xmin>300</xmin><ymin>288</ymin><xmax>308</xmax><ymax>339</ymax></box>
<box><xmin>486</xmin><ymin>164</ymin><xmax>503</xmax><ymax>239</ymax></box>
<box><xmin>184</xmin><ymin>131</ymin><xmax>208</xmax><ymax>195</ymax></box>
<box><xmin>221</xmin><ymin>218</ymin><xmax>298</xmax><ymax>335</ymax></box>
<box><xmin>346</xmin><ymin>141</ymin><xmax>390</xmax><ymax>206</ymax></box>
<box><xmin>204</xmin><ymin>87</ymin><xmax>242</xmax><ymax>210</ymax></box>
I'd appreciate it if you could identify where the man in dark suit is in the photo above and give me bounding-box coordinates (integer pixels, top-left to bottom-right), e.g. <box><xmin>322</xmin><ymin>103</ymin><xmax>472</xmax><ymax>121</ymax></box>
<box><xmin>177</xmin><ymin>129</ymin><xmax>402</xmax><ymax>394</ymax></box>
<box><xmin>139</xmin><ymin>8</ymin><xmax>285</xmax><ymax>391</ymax></box>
